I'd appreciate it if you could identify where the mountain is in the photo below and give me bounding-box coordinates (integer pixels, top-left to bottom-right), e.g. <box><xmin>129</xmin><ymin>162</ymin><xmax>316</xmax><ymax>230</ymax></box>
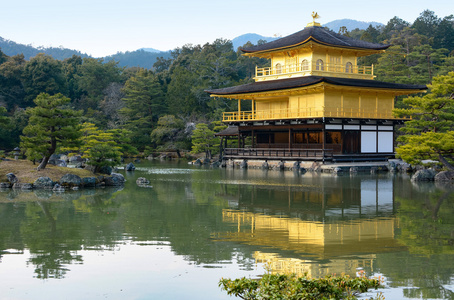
<box><xmin>104</xmin><ymin>49</ymin><xmax>172</xmax><ymax>69</ymax></box>
<box><xmin>232</xmin><ymin>33</ymin><xmax>278</xmax><ymax>50</ymax></box>
<box><xmin>323</xmin><ymin>19</ymin><xmax>384</xmax><ymax>32</ymax></box>
<box><xmin>0</xmin><ymin>37</ymin><xmax>89</xmax><ymax>60</ymax></box>
<box><xmin>140</xmin><ymin>47</ymin><xmax>165</xmax><ymax>53</ymax></box>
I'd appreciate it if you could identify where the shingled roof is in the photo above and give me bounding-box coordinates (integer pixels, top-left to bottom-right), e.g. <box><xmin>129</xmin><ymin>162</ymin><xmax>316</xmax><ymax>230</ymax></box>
<box><xmin>206</xmin><ymin>76</ymin><xmax>427</xmax><ymax>96</ymax></box>
<box><xmin>241</xmin><ymin>26</ymin><xmax>390</xmax><ymax>53</ymax></box>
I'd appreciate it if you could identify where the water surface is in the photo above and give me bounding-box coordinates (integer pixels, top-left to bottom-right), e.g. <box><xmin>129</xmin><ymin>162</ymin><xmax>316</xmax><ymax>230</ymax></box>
<box><xmin>0</xmin><ymin>160</ymin><xmax>453</xmax><ymax>299</ymax></box>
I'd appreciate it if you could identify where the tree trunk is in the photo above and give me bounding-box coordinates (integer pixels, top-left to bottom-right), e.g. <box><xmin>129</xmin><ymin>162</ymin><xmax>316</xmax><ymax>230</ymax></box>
<box><xmin>37</xmin><ymin>155</ymin><xmax>50</xmax><ymax>171</ymax></box>
<box><xmin>438</xmin><ymin>154</ymin><xmax>454</xmax><ymax>171</ymax></box>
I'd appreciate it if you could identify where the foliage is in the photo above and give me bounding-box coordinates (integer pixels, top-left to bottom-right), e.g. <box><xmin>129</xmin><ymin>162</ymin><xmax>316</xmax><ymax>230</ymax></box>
<box><xmin>191</xmin><ymin>123</ymin><xmax>219</xmax><ymax>158</ymax></box>
<box><xmin>22</xmin><ymin>54</ymin><xmax>67</xmax><ymax>104</ymax></box>
<box><xmin>219</xmin><ymin>273</ymin><xmax>382</xmax><ymax>300</ymax></box>
<box><xmin>121</xmin><ymin>69</ymin><xmax>165</xmax><ymax>150</ymax></box>
<box><xmin>394</xmin><ymin>72</ymin><xmax>454</xmax><ymax>169</ymax></box>
<box><xmin>150</xmin><ymin>115</ymin><xmax>190</xmax><ymax>155</ymax></box>
<box><xmin>72</xmin><ymin>122</ymin><xmax>122</xmax><ymax>173</ymax></box>
<box><xmin>0</xmin><ymin>106</ymin><xmax>8</xmax><ymax>127</ymax></box>
<box><xmin>20</xmin><ymin>93</ymin><xmax>82</xmax><ymax>170</ymax></box>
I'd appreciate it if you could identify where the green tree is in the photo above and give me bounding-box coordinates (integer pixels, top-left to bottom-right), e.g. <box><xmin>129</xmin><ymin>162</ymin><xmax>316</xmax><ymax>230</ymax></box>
<box><xmin>191</xmin><ymin>123</ymin><xmax>219</xmax><ymax>158</ymax></box>
<box><xmin>107</xmin><ymin>128</ymin><xmax>138</xmax><ymax>157</ymax></box>
<box><xmin>394</xmin><ymin>72</ymin><xmax>454</xmax><ymax>170</ymax></box>
<box><xmin>75</xmin><ymin>123</ymin><xmax>122</xmax><ymax>173</ymax></box>
<box><xmin>20</xmin><ymin>93</ymin><xmax>81</xmax><ymax>170</ymax></box>
<box><xmin>121</xmin><ymin>69</ymin><xmax>165</xmax><ymax>149</ymax></box>
<box><xmin>0</xmin><ymin>54</ymin><xmax>26</xmax><ymax>109</ymax></box>
<box><xmin>150</xmin><ymin>114</ymin><xmax>190</xmax><ymax>156</ymax></box>
<box><xmin>22</xmin><ymin>54</ymin><xmax>67</xmax><ymax>104</ymax></box>
<box><xmin>219</xmin><ymin>273</ymin><xmax>382</xmax><ymax>300</ymax></box>
<box><xmin>75</xmin><ymin>57</ymin><xmax>123</xmax><ymax>111</ymax></box>
<box><xmin>0</xmin><ymin>106</ymin><xmax>8</xmax><ymax>127</ymax></box>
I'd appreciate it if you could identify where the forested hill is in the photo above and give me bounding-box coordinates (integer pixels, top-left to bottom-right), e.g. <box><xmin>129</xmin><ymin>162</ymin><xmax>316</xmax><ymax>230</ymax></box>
<box><xmin>323</xmin><ymin>19</ymin><xmax>383</xmax><ymax>31</ymax></box>
<box><xmin>0</xmin><ymin>37</ymin><xmax>90</xmax><ymax>60</ymax></box>
<box><xmin>103</xmin><ymin>50</ymin><xmax>172</xmax><ymax>69</ymax></box>
<box><xmin>0</xmin><ymin>37</ymin><xmax>172</xmax><ymax>69</ymax></box>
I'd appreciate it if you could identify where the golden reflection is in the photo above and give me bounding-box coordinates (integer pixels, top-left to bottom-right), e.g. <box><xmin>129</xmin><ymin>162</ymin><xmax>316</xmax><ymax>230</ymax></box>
<box><xmin>214</xmin><ymin>210</ymin><xmax>404</xmax><ymax>276</ymax></box>
<box><xmin>254</xmin><ymin>251</ymin><xmax>375</xmax><ymax>278</ymax></box>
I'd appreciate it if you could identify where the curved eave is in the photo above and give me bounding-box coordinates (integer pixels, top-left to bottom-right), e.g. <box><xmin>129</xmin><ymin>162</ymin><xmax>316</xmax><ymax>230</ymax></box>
<box><xmin>206</xmin><ymin>77</ymin><xmax>427</xmax><ymax>100</ymax></box>
<box><xmin>241</xmin><ymin>37</ymin><xmax>389</xmax><ymax>57</ymax></box>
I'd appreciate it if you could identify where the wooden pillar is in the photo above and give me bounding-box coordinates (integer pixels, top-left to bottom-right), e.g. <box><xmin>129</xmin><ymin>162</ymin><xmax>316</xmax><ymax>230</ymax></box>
<box><xmin>252</xmin><ymin>129</ymin><xmax>255</xmax><ymax>148</ymax></box>
<box><xmin>238</xmin><ymin>99</ymin><xmax>241</xmax><ymax>119</ymax></box>
<box><xmin>322</xmin><ymin>125</ymin><xmax>326</xmax><ymax>161</ymax></box>
<box><xmin>288</xmin><ymin>128</ymin><xmax>292</xmax><ymax>149</ymax></box>
<box><xmin>238</xmin><ymin>132</ymin><xmax>241</xmax><ymax>149</ymax></box>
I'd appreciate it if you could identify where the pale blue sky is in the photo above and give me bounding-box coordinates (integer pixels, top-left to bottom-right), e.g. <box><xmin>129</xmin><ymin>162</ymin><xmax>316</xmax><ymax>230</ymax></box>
<box><xmin>1</xmin><ymin>0</ymin><xmax>452</xmax><ymax>57</ymax></box>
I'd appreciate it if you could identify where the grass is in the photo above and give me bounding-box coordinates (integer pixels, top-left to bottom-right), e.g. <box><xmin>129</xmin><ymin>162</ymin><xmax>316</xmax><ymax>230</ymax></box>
<box><xmin>0</xmin><ymin>159</ymin><xmax>95</xmax><ymax>183</ymax></box>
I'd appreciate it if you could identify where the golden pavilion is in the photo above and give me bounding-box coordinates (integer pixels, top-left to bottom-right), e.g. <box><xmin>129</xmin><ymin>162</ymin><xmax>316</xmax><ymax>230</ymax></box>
<box><xmin>206</xmin><ymin>14</ymin><xmax>427</xmax><ymax>162</ymax></box>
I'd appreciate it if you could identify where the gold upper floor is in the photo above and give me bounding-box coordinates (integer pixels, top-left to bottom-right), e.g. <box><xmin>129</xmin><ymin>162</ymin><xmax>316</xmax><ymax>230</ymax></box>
<box><xmin>252</xmin><ymin>44</ymin><xmax>378</xmax><ymax>81</ymax></box>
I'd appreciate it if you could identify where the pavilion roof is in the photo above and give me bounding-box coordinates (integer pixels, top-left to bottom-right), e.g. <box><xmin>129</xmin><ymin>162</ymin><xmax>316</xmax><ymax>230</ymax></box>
<box><xmin>206</xmin><ymin>76</ymin><xmax>427</xmax><ymax>96</ymax></box>
<box><xmin>241</xmin><ymin>26</ymin><xmax>390</xmax><ymax>54</ymax></box>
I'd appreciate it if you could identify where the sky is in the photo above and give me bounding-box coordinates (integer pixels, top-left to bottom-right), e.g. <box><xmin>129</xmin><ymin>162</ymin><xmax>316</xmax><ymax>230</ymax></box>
<box><xmin>1</xmin><ymin>0</ymin><xmax>452</xmax><ymax>58</ymax></box>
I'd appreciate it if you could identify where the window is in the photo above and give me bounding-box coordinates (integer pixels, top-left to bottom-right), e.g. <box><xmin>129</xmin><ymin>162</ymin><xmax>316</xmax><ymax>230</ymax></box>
<box><xmin>275</xmin><ymin>63</ymin><xmax>282</xmax><ymax>74</ymax></box>
<box><xmin>325</xmin><ymin>131</ymin><xmax>342</xmax><ymax>144</ymax></box>
<box><xmin>301</xmin><ymin>59</ymin><xmax>309</xmax><ymax>71</ymax></box>
<box><xmin>316</xmin><ymin>59</ymin><xmax>324</xmax><ymax>71</ymax></box>
<box><xmin>345</xmin><ymin>62</ymin><xmax>353</xmax><ymax>73</ymax></box>
<box><xmin>308</xmin><ymin>132</ymin><xmax>322</xmax><ymax>143</ymax></box>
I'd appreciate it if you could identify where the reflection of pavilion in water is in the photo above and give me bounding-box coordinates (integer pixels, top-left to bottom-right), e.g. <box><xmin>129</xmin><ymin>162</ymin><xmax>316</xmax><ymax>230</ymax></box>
<box><xmin>214</xmin><ymin>175</ymin><xmax>405</xmax><ymax>277</ymax></box>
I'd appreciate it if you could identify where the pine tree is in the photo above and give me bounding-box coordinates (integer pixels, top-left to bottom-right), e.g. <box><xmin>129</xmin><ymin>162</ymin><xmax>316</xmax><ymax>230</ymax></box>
<box><xmin>394</xmin><ymin>72</ymin><xmax>454</xmax><ymax>169</ymax></box>
<box><xmin>20</xmin><ymin>93</ymin><xmax>82</xmax><ymax>170</ymax></box>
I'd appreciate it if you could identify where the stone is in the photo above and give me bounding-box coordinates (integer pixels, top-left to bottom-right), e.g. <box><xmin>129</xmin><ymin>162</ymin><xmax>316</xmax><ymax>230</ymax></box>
<box><xmin>33</xmin><ymin>177</ymin><xmax>54</xmax><ymax>189</ymax></box>
<box><xmin>69</xmin><ymin>155</ymin><xmax>84</xmax><ymax>162</ymax></box>
<box><xmin>262</xmin><ymin>161</ymin><xmax>269</xmax><ymax>169</ymax></box>
<box><xmin>434</xmin><ymin>171</ymin><xmax>454</xmax><ymax>182</ymax></box>
<box><xmin>292</xmin><ymin>161</ymin><xmax>300</xmax><ymax>171</ymax></box>
<box><xmin>82</xmin><ymin>177</ymin><xmax>97</xmax><ymax>187</ymax></box>
<box><xmin>333</xmin><ymin>167</ymin><xmax>343</xmax><ymax>174</ymax></box>
<box><xmin>350</xmin><ymin>167</ymin><xmax>358</xmax><ymax>173</ymax></box>
<box><xmin>99</xmin><ymin>166</ymin><xmax>113</xmax><ymax>175</ymax></box>
<box><xmin>125</xmin><ymin>162</ymin><xmax>136</xmax><ymax>171</ymax></box>
<box><xmin>411</xmin><ymin>169</ymin><xmax>436</xmax><ymax>181</ymax></box>
<box><xmin>56</xmin><ymin>160</ymin><xmax>67</xmax><ymax>167</ymax></box>
<box><xmin>6</xmin><ymin>173</ymin><xmax>18</xmax><ymax>184</ymax></box>
<box><xmin>210</xmin><ymin>161</ymin><xmax>221</xmax><ymax>168</ymax></box>
<box><xmin>104</xmin><ymin>172</ymin><xmax>125</xmax><ymax>186</ymax></box>
<box><xmin>13</xmin><ymin>183</ymin><xmax>33</xmax><ymax>190</ymax></box>
<box><xmin>203</xmin><ymin>158</ymin><xmax>211</xmax><ymax>165</ymax></box>
<box><xmin>136</xmin><ymin>177</ymin><xmax>150</xmax><ymax>185</ymax></box>
<box><xmin>193</xmin><ymin>159</ymin><xmax>202</xmax><ymax>166</ymax></box>
<box><xmin>0</xmin><ymin>182</ymin><xmax>12</xmax><ymax>188</ymax></box>
<box><xmin>277</xmin><ymin>161</ymin><xmax>285</xmax><ymax>171</ymax></box>
<box><xmin>240</xmin><ymin>160</ymin><xmax>248</xmax><ymax>169</ymax></box>
<box><xmin>134</xmin><ymin>159</ymin><xmax>141</xmax><ymax>163</ymax></box>
<box><xmin>53</xmin><ymin>183</ymin><xmax>66</xmax><ymax>192</ymax></box>
<box><xmin>59</xmin><ymin>173</ymin><xmax>82</xmax><ymax>187</ymax></box>
<box><xmin>299</xmin><ymin>167</ymin><xmax>307</xmax><ymax>174</ymax></box>
<box><xmin>370</xmin><ymin>167</ymin><xmax>378</xmax><ymax>174</ymax></box>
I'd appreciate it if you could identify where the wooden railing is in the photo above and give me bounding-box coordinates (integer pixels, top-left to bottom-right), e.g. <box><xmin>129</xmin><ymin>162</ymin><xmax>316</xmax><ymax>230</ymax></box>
<box><xmin>223</xmin><ymin>108</ymin><xmax>406</xmax><ymax>122</ymax></box>
<box><xmin>255</xmin><ymin>62</ymin><xmax>374</xmax><ymax>80</ymax></box>
<box><xmin>224</xmin><ymin>148</ymin><xmax>333</xmax><ymax>159</ymax></box>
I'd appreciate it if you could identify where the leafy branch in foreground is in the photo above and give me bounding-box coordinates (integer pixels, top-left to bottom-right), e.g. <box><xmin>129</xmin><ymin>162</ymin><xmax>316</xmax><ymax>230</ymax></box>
<box><xmin>219</xmin><ymin>273</ymin><xmax>383</xmax><ymax>300</ymax></box>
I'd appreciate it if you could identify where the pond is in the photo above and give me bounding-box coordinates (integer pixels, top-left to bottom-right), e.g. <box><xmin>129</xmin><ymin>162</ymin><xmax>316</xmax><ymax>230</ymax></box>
<box><xmin>0</xmin><ymin>160</ymin><xmax>453</xmax><ymax>299</ymax></box>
